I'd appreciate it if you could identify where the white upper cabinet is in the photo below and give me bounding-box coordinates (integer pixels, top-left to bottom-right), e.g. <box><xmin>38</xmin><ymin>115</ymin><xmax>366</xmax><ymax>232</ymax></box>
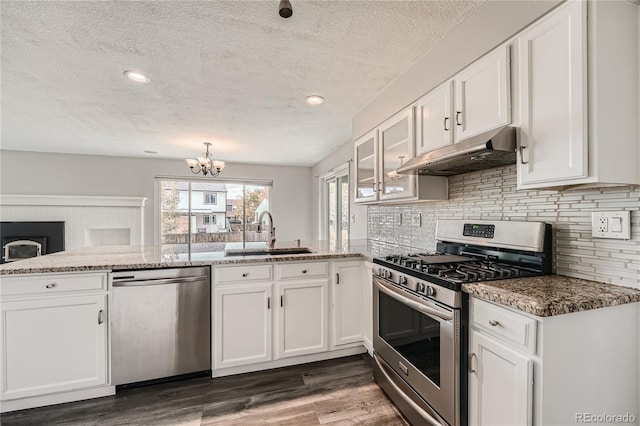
<box><xmin>416</xmin><ymin>81</ymin><xmax>454</xmax><ymax>155</ymax></box>
<box><xmin>415</xmin><ymin>46</ymin><xmax>511</xmax><ymax>156</ymax></box>
<box><xmin>517</xmin><ymin>0</ymin><xmax>640</xmax><ymax>189</ymax></box>
<box><xmin>379</xmin><ymin>108</ymin><xmax>416</xmax><ymax>201</ymax></box>
<box><xmin>517</xmin><ymin>0</ymin><xmax>587</xmax><ymax>186</ymax></box>
<box><xmin>454</xmin><ymin>45</ymin><xmax>511</xmax><ymax>142</ymax></box>
<box><xmin>354</xmin><ymin>129</ymin><xmax>379</xmax><ymax>203</ymax></box>
<box><xmin>354</xmin><ymin>107</ymin><xmax>448</xmax><ymax>204</ymax></box>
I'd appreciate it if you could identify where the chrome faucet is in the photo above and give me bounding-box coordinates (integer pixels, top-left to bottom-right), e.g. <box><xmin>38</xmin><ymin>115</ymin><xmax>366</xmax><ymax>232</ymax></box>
<box><xmin>256</xmin><ymin>211</ymin><xmax>276</xmax><ymax>249</ymax></box>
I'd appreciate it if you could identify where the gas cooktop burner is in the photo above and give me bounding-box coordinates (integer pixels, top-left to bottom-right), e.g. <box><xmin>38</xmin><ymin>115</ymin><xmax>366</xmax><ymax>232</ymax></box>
<box><xmin>378</xmin><ymin>254</ymin><xmax>536</xmax><ymax>285</ymax></box>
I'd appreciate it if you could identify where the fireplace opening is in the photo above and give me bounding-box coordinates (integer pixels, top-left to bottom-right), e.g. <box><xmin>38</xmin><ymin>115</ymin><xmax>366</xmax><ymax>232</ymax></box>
<box><xmin>0</xmin><ymin>222</ymin><xmax>65</xmax><ymax>264</ymax></box>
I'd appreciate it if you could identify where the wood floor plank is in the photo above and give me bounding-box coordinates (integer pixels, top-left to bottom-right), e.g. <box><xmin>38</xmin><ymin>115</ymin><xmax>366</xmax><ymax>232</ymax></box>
<box><xmin>0</xmin><ymin>354</ymin><xmax>408</xmax><ymax>426</ymax></box>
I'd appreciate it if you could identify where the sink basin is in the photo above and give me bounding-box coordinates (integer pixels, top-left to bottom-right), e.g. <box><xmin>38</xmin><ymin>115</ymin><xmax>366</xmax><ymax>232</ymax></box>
<box><xmin>224</xmin><ymin>248</ymin><xmax>313</xmax><ymax>257</ymax></box>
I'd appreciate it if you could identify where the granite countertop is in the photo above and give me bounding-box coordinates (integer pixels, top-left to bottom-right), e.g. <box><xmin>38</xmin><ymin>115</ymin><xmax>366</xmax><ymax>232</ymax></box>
<box><xmin>463</xmin><ymin>275</ymin><xmax>640</xmax><ymax>317</ymax></box>
<box><xmin>0</xmin><ymin>239</ymin><xmax>393</xmax><ymax>275</ymax></box>
<box><xmin>3</xmin><ymin>242</ymin><xmax>640</xmax><ymax>318</ymax></box>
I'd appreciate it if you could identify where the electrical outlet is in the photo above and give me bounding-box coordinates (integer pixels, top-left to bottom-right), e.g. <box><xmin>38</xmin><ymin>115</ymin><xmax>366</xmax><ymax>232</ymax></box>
<box><xmin>592</xmin><ymin>211</ymin><xmax>631</xmax><ymax>239</ymax></box>
<box><xmin>598</xmin><ymin>217</ymin><xmax>608</xmax><ymax>233</ymax></box>
<box><xmin>411</xmin><ymin>214</ymin><xmax>421</xmax><ymax>227</ymax></box>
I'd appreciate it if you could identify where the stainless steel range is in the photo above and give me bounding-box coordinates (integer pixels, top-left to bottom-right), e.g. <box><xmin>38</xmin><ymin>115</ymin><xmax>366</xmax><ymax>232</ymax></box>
<box><xmin>372</xmin><ymin>219</ymin><xmax>551</xmax><ymax>426</ymax></box>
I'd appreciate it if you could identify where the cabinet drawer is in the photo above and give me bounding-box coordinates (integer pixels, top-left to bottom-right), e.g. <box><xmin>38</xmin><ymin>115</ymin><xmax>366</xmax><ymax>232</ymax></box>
<box><xmin>275</xmin><ymin>262</ymin><xmax>328</xmax><ymax>280</ymax></box>
<box><xmin>0</xmin><ymin>273</ymin><xmax>107</xmax><ymax>298</ymax></box>
<box><xmin>214</xmin><ymin>265</ymin><xmax>272</xmax><ymax>284</ymax></box>
<box><xmin>471</xmin><ymin>298</ymin><xmax>537</xmax><ymax>354</ymax></box>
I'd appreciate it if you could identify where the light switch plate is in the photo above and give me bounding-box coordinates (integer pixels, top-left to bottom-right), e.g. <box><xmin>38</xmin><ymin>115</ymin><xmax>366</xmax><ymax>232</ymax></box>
<box><xmin>591</xmin><ymin>211</ymin><xmax>631</xmax><ymax>239</ymax></box>
<box><xmin>411</xmin><ymin>214</ymin><xmax>421</xmax><ymax>227</ymax></box>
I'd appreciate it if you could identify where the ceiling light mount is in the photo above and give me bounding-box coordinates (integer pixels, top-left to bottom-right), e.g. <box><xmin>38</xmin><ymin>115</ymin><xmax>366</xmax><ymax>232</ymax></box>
<box><xmin>123</xmin><ymin>70</ymin><xmax>151</xmax><ymax>83</ymax></box>
<box><xmin>305</xmin><ymin>95</ymin><xmax>324</xmax><ymax>105</ymax></box>
<box><xmin>279</xmin><ymin>0</ymin><xmax>292</xmax><ymax>18</ymax></box>
<box><xmin>186</xmin><ymin>142</ymin><xmax>226</xmax><ymax>177</ymax></box>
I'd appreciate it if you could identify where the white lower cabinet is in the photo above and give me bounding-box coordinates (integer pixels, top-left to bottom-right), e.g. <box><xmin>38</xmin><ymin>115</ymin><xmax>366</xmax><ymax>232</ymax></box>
<box><xmin>331</xmin><ymin>260</ymin><xmax>363</xmax><ymax>347</ymax></box>
<box><xmin>361</xmin><ymin>262</ymin><xmax>373</xmax><ymax>354</ymax></box>
<box><xmin>276</xmin><ymin>279</ymin><xmax>328</xmax><ymax>358</ymax></box>
<box><xmin>213</xmin><ymin>259</ymin><xmax>367</xmax><ymax>376</ymax></box>
<box><xmin>0</xmin><ymin>272</ymin><xmax>111</xmax><ymax>411</ymax></box>
<box><xmin>469</xmin><ymin>330</ymin><xmax>532</xmax><ymax>426</ymax></box>
<box><xmin>214</xmin><ymin>283</ymin><xmax>273</xmax><ymax>369</ymax></box>
<box><xmin>469</xmin><ymin>296</ymin><xmax>640</xmax><ymax>426</ymax></box>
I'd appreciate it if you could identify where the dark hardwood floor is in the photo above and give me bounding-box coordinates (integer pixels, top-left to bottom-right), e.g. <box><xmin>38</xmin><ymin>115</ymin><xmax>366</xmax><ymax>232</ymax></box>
<box><xmin>1</xmin><ymin>354</ymin><xmax>409</xmax><ymax>425</ymax></box>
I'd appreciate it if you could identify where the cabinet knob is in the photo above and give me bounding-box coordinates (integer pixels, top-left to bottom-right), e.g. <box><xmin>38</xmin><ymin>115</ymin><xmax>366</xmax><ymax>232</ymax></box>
<box><xmin>45</xmin><ymin>283</ymin><xmax>57</xmax><ymax>289</ymax></box>
<box><xmin>302</xmin><ymin>269</ymin><xmax>307</xmax><ymax>274</ymax></box>
<box><xmin>242</xmin><ymin>273</ymin><xmax>249</xmax><ymax>277</ymax></box>
<box><xmin>489</xmin><ymin>319</ymin><xmax>500</xmax><ymax>327</ymax></box>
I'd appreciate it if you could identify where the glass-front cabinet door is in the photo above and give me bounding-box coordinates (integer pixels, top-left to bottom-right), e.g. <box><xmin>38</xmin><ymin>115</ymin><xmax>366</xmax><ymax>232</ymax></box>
<box><xmin>354</xmin><ymin>130</ymin><xmax>378</xmax><ymax>203</ymax></box>
<box><xmin>379</xmin><ymin>107</ymin><xmax>416</xmax><ymax>201</ymax></box>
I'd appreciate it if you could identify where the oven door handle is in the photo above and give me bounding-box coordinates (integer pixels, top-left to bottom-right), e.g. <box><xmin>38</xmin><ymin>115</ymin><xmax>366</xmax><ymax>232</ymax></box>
<box><xmin>374</xmin><ymin>277</ymin><xmax>453</xmax><ymax>322</ymax></box>
<box><xmin>373</xmin><ymin>353</ymin><xmax>448</xmax><ymax>426</ymax></box>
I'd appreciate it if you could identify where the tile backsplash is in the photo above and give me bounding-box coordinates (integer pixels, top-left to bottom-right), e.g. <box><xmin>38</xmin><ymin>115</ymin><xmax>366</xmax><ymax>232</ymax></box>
<box><xmin>367</xmin><ymin>165</ymin><xmax>640</xmax><ymax>289</ymax></box>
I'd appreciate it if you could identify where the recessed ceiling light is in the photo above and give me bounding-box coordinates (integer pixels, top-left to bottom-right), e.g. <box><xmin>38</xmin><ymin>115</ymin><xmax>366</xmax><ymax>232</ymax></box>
<box><xmin>305</xmin><ymin>95</ymin><xmax>324</xmax><ymax>105</ymax></box>
<box><xmin>124</xmin><ymin>70</ymin><xmax>151</xmax><ymax>83</ymax></box>
<box><xmin>144</xmin><ymin>150</ymin><xmax>157</xmax><ymax>154</ymax></box>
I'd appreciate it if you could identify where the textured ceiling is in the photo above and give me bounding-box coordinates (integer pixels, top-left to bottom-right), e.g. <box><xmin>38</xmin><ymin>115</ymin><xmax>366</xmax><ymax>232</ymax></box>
<box><xmin>1</xmin><ymin>0</ymin><xmax>484</xmax><ymax>166</ymax></box>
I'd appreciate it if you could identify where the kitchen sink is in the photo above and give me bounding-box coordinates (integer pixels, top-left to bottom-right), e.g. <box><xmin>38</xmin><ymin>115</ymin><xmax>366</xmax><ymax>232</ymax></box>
<box><xmin>224</xmin><ymin>247</ymin><xmax>313</xmax><ymax>257</ymax></box>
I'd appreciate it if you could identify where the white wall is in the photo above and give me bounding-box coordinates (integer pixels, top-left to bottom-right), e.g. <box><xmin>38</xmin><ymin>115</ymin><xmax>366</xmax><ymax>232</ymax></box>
<box><xmin>0</xmin><ymin>150</ymin><xmax>313</xmax><ymax>245</ymax></box>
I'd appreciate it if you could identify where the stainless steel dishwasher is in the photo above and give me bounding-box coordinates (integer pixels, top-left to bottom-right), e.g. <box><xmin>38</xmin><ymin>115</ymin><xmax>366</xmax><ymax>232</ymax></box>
<box><xmin>111</xmin><ymin>266</ymin><xmax>211</xmax><ymax>386</ymax></box>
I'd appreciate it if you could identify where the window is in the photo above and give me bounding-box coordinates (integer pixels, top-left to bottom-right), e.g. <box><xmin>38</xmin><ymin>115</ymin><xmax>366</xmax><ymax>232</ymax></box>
<box><xmin>203</xmin><ymin>192</ymin><xmax>217</xmax><ymax>204</ymax></box>
<box><xmin>320</xmin><ymin>163</ymin><xmax>349</xmax><ymax>248</ymax></box>
<box><xmin>157</xmin><ymin>178</ymin><xmax>272</xmax><ymax>257</ymax></box>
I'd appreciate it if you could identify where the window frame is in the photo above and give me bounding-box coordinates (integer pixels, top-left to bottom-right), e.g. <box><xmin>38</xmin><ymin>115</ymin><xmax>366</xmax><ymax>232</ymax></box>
<box><xmin>319</xmin><ymin>162</ymin><xmax>350</xmax><ymax>246</ymax></box>
<box><xmin>154</xmin><ymin>176</ymin><xmax>273</xmax><ymax>247</ymax></box>
<box><xmin>203</xmin><ymin>192</ymin><xmax>217</xmax><ymax>205</ymax></box>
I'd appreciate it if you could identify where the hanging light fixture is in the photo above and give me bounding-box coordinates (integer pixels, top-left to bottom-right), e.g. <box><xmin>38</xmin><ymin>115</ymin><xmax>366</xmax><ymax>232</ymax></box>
<box><xmin>185</xmin><ymin>142</ymin><xmax>226</xmax><ymax>177</ymax></box>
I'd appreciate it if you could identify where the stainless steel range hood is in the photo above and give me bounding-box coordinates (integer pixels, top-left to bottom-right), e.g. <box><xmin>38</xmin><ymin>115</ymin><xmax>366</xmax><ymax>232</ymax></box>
<box><xmin>396</xmin><ymin>126</ymin><xmax>516</xmax><ymax>176</ymax></box>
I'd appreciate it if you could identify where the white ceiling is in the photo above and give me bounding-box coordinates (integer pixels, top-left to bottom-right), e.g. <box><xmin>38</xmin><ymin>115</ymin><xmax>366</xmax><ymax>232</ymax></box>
<box><xmin>1</xmin><ymin>0</ymin><xmax>484</xmax><ymax>166</ymax></box>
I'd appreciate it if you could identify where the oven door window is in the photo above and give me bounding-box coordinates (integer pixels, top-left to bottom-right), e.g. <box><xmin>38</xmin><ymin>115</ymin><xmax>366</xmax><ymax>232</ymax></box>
<box><xmin>378</xmin><ymin>290</ymin><xmax>441</xmax><ymax>387</ymax></box>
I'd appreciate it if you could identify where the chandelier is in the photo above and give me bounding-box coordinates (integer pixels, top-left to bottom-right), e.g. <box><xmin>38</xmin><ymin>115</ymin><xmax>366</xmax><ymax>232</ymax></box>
<box><xmin>185</xmin><ymin>142</ymin><xmax>226</xmax><ymax>177</ymax></box>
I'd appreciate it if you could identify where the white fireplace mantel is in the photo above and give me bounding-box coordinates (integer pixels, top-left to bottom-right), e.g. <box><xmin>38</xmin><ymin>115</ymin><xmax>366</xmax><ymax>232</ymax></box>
<box><xmin>0</xmin><ymin>195</ymin><xmax>147</xmax><ymax>208</ymax></box>
<box><xmin>0</xmin><ymin>195</ymin><xmax>148</xmax><ymax>249</ymax></box>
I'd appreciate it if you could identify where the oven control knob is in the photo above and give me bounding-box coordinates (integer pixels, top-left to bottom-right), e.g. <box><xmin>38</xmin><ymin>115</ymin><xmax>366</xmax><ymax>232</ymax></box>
<box><xmin>416</xmin><ymin>282</ymin><xmax>425</xmax><ymax>293</ymax></box>
<box><xmin>378</xmin><ymin>268</ymin><xmax>383</xmax><ymax>277</ymax></box>
<box><xmin>386</xmin><ymin>271</ymin><xmax>392</xmax><ymax>280</ymax></box>
<box><xmin>398</xmin><ymin>276</ymin><xmax>408</xmax><ymax>286</ymax></box>
<box><xmin>426</xmin><ymin>286</ymin><xmax>436</xmax><ymax>297</ymax></box>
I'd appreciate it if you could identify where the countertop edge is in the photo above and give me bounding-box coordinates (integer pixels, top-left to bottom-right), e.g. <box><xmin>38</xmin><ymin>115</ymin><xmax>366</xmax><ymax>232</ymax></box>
<box><xmin>0</xmin><ymin>252</ymin><xmax>367</xmax><ymax>275</ymax></box>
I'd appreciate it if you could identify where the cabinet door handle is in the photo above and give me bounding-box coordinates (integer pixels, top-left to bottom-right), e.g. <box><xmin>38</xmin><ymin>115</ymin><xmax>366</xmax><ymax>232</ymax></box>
<box><xmin>267</xmin><ymin>297</ymin><xmax>271</xmax><ymax>310</ymax></box>
<box><xmin>45</xmin><ymin>283</ymin><xmax>57</xmax><ymax>289</ymax></box>
<box><xmin>377</xmin><ymin>182</ymin><xmax>382</xmax><ymax>192</ymax></box>
<box><xmin>280</xmin><ymin>295</ymin><xmax>284</xmax><ymax>307</ymax></box>
<box><xmin>469</xmin><ymin>352</ymin><xmax>477</xmax><ymax>374</ymax></box>
<box><xmin>455</xmin><ymin>111</ymin><xmax>462</xmax><ymax>126</ymax></box>
<box><xmin>519</xmin><ymin>145</ymin><xmax>529</xmax><ymax>164</ymax></box>
<box><xmin>372</xmin><ymin>182</ymin><xmax>377</xmax><ymax>193</ymax></box>
<box><xmin>242</xmin><ymin>272</ymin><xmax>249</xmax><ymax>277</ymax></box>
<box><xmin>302</xmin><ymin>269</ymin><xmax>307</xmax><ymax>274</ymax></box>
<box><xmin>336</xmin><ymin>273</ymin><xmax>340</xmax><ymax>284</ymax></box>
<box><xmin>443</xmin><ymin>117</ymin><xmax>450</xmax><ymax>131</ymax></box>
<box><xmin>489</xmin><ymin>319</ymin><xmax>500</xmax><ymax>327</ymax></box>
<box><xmin>98</xmin><ymin>310</ymin><xmax>104</xmax><ymax>325</ymax></box>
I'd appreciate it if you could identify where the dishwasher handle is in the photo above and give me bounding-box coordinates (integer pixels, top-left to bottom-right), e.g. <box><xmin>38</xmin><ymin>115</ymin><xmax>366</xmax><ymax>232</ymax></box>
<box><xmin>112</xmin><ymin>275</ymin><xmax>208</xmax><ymax>287</ymax></box>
